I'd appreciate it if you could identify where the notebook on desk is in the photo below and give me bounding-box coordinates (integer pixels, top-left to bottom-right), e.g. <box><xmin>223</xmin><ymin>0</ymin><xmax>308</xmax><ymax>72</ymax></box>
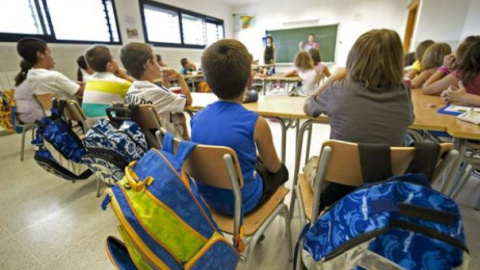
<box><xmin>437</xmin><ymin>104</ymin><xmax>480</xmax><ymax>116</ymax></box>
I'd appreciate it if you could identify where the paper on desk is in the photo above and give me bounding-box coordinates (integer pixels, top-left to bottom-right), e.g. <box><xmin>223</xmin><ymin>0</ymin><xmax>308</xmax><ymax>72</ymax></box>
<box><xmin>457</xmin><ymin>108</ymin><xmax>480</xmax><ymax>125</ymax></box>
<box><xmin>444</xmin><ymin>104</ymin><xmax>480</xmax><ymax>113</ymax></box>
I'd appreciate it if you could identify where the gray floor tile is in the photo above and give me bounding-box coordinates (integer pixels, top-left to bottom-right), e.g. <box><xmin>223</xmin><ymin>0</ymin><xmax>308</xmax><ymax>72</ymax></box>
<box><xmin>0</xmin><ymin>224</ymin><xmax>12</xmax><ymax>242</ymax></box>
<box><xmin>0</xmin><ymin>236</ymin><xmax>44</xmax><ymax>269</ymax></box>
<box><xmin>13</xmin><ymin>194</ymin><xmax>117</xmax><ymax>266</ymax></box>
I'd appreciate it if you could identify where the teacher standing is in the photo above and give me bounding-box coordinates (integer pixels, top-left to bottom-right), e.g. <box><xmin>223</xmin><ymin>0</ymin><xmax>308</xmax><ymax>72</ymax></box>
<box><xmin>299</xmin><ymin>33</ymin><xmax>319</xmax><ymax>51</ymax></box>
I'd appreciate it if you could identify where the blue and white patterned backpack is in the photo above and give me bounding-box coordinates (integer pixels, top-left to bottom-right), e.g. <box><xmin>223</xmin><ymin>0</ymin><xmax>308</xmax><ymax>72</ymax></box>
<box><xmin>299</xmin><ymin>173</ymin><xmax>469</xmax><ymax>270</ymax></box>
<box><xmin>34</xmin><ymin>99</ymin><xmax>92</xmax><ymax>181</ymax></box>
<box><xmin>82</xmin><ymin>105</ymin><xmax>149</xmax><ymax>185</ymax></box>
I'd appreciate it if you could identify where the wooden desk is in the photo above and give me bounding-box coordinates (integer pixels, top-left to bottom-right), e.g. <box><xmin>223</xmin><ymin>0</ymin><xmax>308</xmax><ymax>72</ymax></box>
<box><xmin>186</xmin><ymin>93</ymin><xmax>306</xmax><ymax>163</ymax></box>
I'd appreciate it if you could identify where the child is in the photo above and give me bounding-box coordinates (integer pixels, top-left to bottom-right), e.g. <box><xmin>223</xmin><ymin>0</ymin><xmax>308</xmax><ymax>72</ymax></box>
<box><xmin>180</xmin><ymin>58</ymin><xmax>197</xmax><ymax>75</ymax></box>
<box><xmin>285</xmin><ymin>51</ymin><xmax>317</xmax><ymax>96</ymax></box>
<box><xmin>191</xmin><ymin>39</ymin><xmax>288</xmax><ymax>215</ymax></box>
<box><xmin>263</xmin><ymin>36</ymin><xmax>275</xmax><ymax>65</ymax></box>
<box><xmin>13</xmin><ymin>60</ymin><xmax>43</xmax><ymax>124</ymax></box>
<box><xmin>82</xmin><ymin>45</ymin><xmax>133</xmax><ymax>126</ymax></box>
<box><xmin>423</xmin><ymin>36</ymin><xmax>480</xmax><ymax>95</ymax></box>
<box><xmin>404</xmin><ymin>39</ymin><xmax>435</xmax><ymax>81</ymax></box>
<box><xmin>120</xmin><ymin>42</ymin><xmax>192</xmax><ymax>137</ymax></box>
<box><xmin>16</xmin><ymin>38</ymin><xmax>83</xmax><ymax>100</ymax></box>
<box><xmin>308</xmin><ymin>48</ymin><xmax>331</xmax><ymax>77</ymax></box>
<box><xmin>304</xmin><ymin>29</ymin><xmax>414</xmax><ymax>210</ymax></box>
<box><xmin>76</xmin><ymin>55</ymin><xmax>94</xmax><ymax>82</ymax></box>
<box><xmin>410</xmin><ymin>43</ymin><xmax>451</xmax><ymax>88</ymax></box>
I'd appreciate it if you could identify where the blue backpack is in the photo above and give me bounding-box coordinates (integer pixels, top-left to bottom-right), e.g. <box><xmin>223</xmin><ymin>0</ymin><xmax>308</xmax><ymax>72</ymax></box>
<box><xmin>299</xmin><ymin>174</ymin><xmax>469</xmax><ymax>269</ymax></box>
<box><xmin>82</xmin><ymin>105</ymin><xmax>149</xmax><ymax>185</ymax></box>
<box><xmin>102</xmin><ymin>132</ymin><xmax>239</xmax><ymax>269</ymax></box>
<box><xmin>34</xmin><ymin>99</ymin><xmax>92</xmax><ymax>181</ymax></box>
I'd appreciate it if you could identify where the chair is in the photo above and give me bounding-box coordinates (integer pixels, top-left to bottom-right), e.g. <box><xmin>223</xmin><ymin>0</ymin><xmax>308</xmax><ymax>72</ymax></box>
<box><xmin>34</xmin><ymin>93</ymin><xmax>54</xmax><ymax>114</ymax></box>
<box><xmin>13</xmin><ymin>107</ymin><xmax>38</xmax><ymax>161</ymax></box>
<box><xmin>292</xmin><ymin>140</ymin><xmax>459</xmax><ymax>269</ymax></box>
<box><xmin>156</xmin><ymin>130</ymin><xmax>293</xmax><ymax>269</ymax></box>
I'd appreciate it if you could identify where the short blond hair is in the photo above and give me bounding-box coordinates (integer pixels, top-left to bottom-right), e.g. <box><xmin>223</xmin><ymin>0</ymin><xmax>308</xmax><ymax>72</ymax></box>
<box><xmin>421</xmin><ymin>43</ymin><xmax>452</xmax><ymax>70</ymax></box>
<box><xmin>347</xmin><ymin>29</ymin><xmax>404</xmax><ymax>88</ymax></box>
<box><xmin>294</xmin><ymin>51</ymin><xmax>314</xmax><ymax>71</ymax></box>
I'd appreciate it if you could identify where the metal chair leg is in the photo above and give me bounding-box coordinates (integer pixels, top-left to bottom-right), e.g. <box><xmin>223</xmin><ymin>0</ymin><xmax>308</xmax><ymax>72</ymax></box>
<box><xmin>289</xmin><ymin>190</ymin><xmax>296</xmax><ymax>221</ymax></box>
<box><xmin>451</xmin><ymin>164</ymin><xmax>473</xmax><ymax>199</ymax></box>
<box><xmin>96</xmin><ymin>177</ymin><xmax>102</xmax><ymax>197</ymax></box>
<box><xmin>20</xmin><ymin>127</ymin><xmax>27</xmax><ymax>161</ymax></box>
<box><xmin>282</xmin><ymin>205</ymin><xmax>293</xmax><ymax>261</ymax></box>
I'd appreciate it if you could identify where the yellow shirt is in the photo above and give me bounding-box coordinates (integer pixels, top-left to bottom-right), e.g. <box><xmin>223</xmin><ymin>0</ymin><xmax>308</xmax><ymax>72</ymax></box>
<box><xmin>411</xmin><ymin>60</ymin><xmax>421</xmax><ymax>72</ymax></box>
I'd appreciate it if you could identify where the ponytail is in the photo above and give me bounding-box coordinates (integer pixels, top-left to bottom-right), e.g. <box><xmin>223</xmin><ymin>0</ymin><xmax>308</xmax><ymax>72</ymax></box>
<box><xmin>14</xmin><ymin>60</ymin><xmax>32</xmax><ymax>87</ymax></box>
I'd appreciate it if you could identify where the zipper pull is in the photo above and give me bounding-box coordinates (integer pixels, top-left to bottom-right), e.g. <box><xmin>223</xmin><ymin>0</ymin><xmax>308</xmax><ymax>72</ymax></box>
<box><xmin>101</xmin><ymin>192</ymin><xmax>113</xmax><ymax>211</ymax></box>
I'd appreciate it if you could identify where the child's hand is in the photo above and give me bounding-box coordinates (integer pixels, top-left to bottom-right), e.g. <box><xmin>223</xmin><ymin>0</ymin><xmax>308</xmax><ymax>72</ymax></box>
<box><xmin>442</xmin><ymin>81</ymin><xmax>467</xmax><ymax>105</ymax></box>
<box><xmin>443</xmin><ymin>54</ymin><xmax>456</xmax><ymax>70</ymax></box>
<box><xmin>115</xmin><ymin>68</ymin><xmax>128</xmax><ymax>79</ymax></box>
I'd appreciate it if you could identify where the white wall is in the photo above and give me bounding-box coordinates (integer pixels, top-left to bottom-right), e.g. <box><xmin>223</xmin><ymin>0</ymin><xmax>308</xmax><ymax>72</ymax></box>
<box><xmin>413</xmin><ymin>0</ymin><xmax>471</xmax><ymax>50</ymax></box>
<box><xmin>0</xmin><ymin>0</ymin><xmax>233</xmax><ymax>80</ymax></box>
<box><xmin>460</xmin><ymin>0</ymin><xmax>480</xmax><ymax>39</ymax></box>
<box><xmin>233</xmin><ymin>0</ymin><xmax>408</xmax><ymax>70</ymax></box>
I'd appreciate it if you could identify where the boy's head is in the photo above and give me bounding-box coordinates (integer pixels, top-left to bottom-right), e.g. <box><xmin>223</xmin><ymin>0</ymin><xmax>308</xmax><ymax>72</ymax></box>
<box><xmin>120</xmin><ymin>42</ymin><xmax>160</xmax><ymax>80</ymax></box>
<box><xmin>266</xmin><ymin>36</ymin><xmax>273</xmax><ymax>44</ymax></box>
<box><xmin>16</xmin><ymin>38</ymin><xmax>54</xmax><ymax>68</ymax></box>
<box><xmin>155</xmin><ymin>54</ymin><xmax>165</xmax><ymax>67</ymax></box>
<box><xmin>180</xmin><ymin>58</ymin><xmax>188</xmax><ymax>67</ymax></box>
<box><xmin>415</xmin><ymin>39</ymin><xmax>435</xmax><ymax>62</ymax></box>
<box><xmin>347</xmin><ymin>29</ymin><xmax>403</xmax><ymax>88</ymax></box>
<box><xmin>308</xmin><ymin>48</ymin><xmax>321</xmax><ymax>65</ymax></box>
<box><xmin>294</xmin><ymin>51</ymin><xmax>314</xmax><ymax>70</ymax></box>
<box><xmin>421</xmin><ymin>43</ymin><xmax>452</xmax><ymax>70</ymax></box>
<box><xmin>201</xmin><ymin>39</ymin><xmax>251</xmax><ymax>100</ymax></box>
<box><xmin>85</xmin><ymin>45</ymin><xmax>118</xmax><ymax>73</ymax></box>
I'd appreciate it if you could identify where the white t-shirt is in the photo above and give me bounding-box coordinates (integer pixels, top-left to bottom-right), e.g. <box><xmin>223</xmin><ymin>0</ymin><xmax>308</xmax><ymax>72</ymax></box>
<box><xmin>296</xmin><ymin>68</ymin><xmax>317</xmax><ymax>96</ymax></box>
<box><xmin>125</xmin><ymin>81</ymin><xmax>186</xmax><ymax>137</ymax></box>
<box><xmin>27</xmin><ymin>68</ymin><xmax>79</xmax><ymax>100</ymax></box>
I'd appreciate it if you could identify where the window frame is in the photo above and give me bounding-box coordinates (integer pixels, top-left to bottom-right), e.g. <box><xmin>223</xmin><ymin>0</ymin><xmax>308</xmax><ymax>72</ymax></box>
<box><xmin>0</xmin><ymin>0</ymin><xmax>122</xmax><ymax>45</ymax></box>
<box><xmin>139</xmin><ymin>0</ymin><xmax>224</xmax><ymax>49</ymax></box>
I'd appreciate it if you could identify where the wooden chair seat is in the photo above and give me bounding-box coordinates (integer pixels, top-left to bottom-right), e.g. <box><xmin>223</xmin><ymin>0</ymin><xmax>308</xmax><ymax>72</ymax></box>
<box><xmin>209</xmin><ymin>186</ymin><xmax>289</xmax><ymax>236</ymax></box>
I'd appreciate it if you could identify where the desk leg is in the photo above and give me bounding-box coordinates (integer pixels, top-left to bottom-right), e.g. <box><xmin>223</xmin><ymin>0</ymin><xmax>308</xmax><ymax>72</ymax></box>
<box><xmin>305</xmin><ymin>125</ymin><xmax>313</xmax><ymax>162</ymax></box>
<box><xmin>272</xmin><ymin>117</ymin><xmax>287</xmax><ymax>164</ymax></box>
<box><xmin>443</xmin><ymin>138</ymin><xmax>467</xmax><ymax>195</ymax></box>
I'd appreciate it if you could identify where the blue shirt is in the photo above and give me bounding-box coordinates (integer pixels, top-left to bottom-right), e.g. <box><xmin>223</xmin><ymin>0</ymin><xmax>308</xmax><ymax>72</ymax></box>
<box><xmin>191</xmin><ymin>101</ymin><xmax>263</xmax><ymax>215</ymax></box>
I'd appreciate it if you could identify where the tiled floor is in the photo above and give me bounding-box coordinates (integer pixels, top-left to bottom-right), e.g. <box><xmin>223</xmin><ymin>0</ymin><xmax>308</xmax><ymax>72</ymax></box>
<box><xmin>1</xmin><ymin>121</ymin><xmax>479</xmax><ymax>269</ymax></box>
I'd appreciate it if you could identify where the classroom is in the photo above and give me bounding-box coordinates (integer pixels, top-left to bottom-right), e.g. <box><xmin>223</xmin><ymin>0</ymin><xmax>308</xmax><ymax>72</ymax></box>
<box><xmin>0</xmin><ymin>0</ymin><xmax>480</xmax><ymax>269</ymax></box>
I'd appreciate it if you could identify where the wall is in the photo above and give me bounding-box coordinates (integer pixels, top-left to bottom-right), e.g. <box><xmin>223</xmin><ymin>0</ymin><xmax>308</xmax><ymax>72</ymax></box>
<box><xmin>460</xmin><ymin>0</ymin><xmax>480</xmax><ymax>39</ymax></box>
<box><xmin>412</xmin><ymin>0</ymin><xmax>471</xmax><ymax>50</ymax></box>
<box><xmin>0</xmin><ymin>0</ymin><xmax>233</xmax><ymax>80</ymax></box>
<box><xmin>233</xmin><ymin>0</ymin><xmax>408</xmax><ymax>70</ymax></box>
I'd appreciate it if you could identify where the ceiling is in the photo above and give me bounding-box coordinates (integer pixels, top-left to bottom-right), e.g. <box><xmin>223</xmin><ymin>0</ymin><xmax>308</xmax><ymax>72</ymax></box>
<box><xmin>218</xmin><ymin>0</ymin><xmax>262</xmax><ymax>7</ymax></box>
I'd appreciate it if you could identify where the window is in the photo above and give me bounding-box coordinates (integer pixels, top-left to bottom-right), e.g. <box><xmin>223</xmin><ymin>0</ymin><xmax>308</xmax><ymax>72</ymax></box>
<box><xmin>0</xmin><ymin>0</ymin><xmax>121</xmax><ymax>44</ymax></box>
<box><xmin>140</xmin><ymin>0</ymin><xmax>224</xmax><ymax>49</ymax></box>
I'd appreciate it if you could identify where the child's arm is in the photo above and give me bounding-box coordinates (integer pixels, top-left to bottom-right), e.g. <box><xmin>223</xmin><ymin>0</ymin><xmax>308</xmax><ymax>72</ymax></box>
<box><xmin>324</xmin><ymin>66</ymin><xmax>331</xmax><ymax>77</ymax></box>
<box><xmin>254</xmin><ymin>116</ymin><xmax>282</xmax><ymax>173</ymax></box>
<box><xmin>165</xmin><ymin>69</ymin><xmax>192</xmax><ymax>106</ymax></box>
<box><xmin>422</xmin><ymin>73</ymin><xmax>459</xmax><ymax>95</ymax></box>
<box><xmin>309</xmin><ymin>67</ymin><xmax>346</xmax><ymax>97</ymax></box>
<box><xmin>442</xmin><ymin>81</ymin><xmax>480</xmax><ymax>106</ymax></box>
<box><xmin>284</xmin><ymin>69</ymin><xmax>297</xmax><ymax>77</ymax></box>
<box><xmin>410</xmin><ymin>68</ymin><xmax>436</xmax><ymax>88</ymax></box>
<box><xmin>423</xmin><ymin>54</ymin><xmax>456</xmax><ymax>88</ymax></box>
<box><xmin>272</xmin><ymin>45</ymin><xmax>276</xmax><ymax>65</ymax></box>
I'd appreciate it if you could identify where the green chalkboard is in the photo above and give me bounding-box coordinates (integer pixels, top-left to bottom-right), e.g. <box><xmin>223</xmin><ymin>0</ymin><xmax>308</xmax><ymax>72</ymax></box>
<box><xmin>267</xmin><ymin>24</ymin><xmax>338</xmax><ymax>63</ymax></box>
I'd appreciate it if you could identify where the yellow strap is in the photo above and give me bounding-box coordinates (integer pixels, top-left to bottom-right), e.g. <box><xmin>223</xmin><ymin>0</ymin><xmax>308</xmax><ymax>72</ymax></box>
<box><xmin>233</xmin><ymin>226</ymin><xmax>245</xmax><ymax>253</ymax></box>
<box><xmin>124</xmin><ymin>161</ymin><xmax>154</xmax><ymax>191</ymax></box>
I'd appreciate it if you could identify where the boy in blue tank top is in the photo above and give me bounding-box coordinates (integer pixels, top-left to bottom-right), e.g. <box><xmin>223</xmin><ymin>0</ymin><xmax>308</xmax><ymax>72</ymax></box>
<box><xmin>190</xmin><ymin>39</ymin><xmax>289</xmax><ymax>216</ymax></box>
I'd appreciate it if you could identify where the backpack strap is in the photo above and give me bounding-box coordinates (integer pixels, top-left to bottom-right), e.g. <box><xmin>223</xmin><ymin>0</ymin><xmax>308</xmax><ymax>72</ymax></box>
<box><xmin>405</xmin><ymin>142</ymin><xmax>441</xmax><ymax>181</ymax></box>
<box><xmin>162</xmin><ymin>132</ymin><xmax>197</xmax><ymax>164</ymax></box>
<box><xmin>358</xmin><ymin>143</ymin><xmax>393</xmax><ymax>183</ymax></box>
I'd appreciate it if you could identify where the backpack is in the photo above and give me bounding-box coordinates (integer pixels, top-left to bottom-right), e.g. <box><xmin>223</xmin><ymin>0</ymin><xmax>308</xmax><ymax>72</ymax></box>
<box><xmin>296</xmin><ymin>143</ymin><xmax>469</xmax><ymax>270</ymax></box>
<box><xmin>34</xmin><ymin>99</ymin><xmax>92</xmax><ymax>181</ymax></box>
<box><xmin>102</xmin><ymin>132</ymin><xmax>239</xmax><ymax>270</ymax></box>
<box><xmin>81</xmin><ymin>105</ymin><xmax>149</xmax><ymax>185</ymax></box>
<box><xmin>298</xmin><ymin>173</ymin><xmax>469</xmax><ymax>270</ymax></box>
<box><xmin>0</xmin><ymin>89</ymin><xmax>21</xmax><ymax>133</ymax></box>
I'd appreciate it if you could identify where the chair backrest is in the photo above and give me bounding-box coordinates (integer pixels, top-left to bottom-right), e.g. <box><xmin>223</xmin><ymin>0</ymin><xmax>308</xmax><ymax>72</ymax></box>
<box><xmin>310</xmin><ymin>140</ymin><xmax>458</xmax><ymax>220</ymax></box>
<box><xmin>155</xmin><ymin>129</ymin><xmax>244</xmax><ymax>189</ymax></box>
<box><xmin>34</xmin><ymin>93</ymin><xmax>54</xmax><ymax>114</ymax></box>
<box><xmin>318</xmin><ymin>140</ymin><xmax>456</xmax><ymax>188</ymax></box>
<box><xmin>64</xmin><ymin>100</ymin><xmax>88</xmax><ymax>132</ymax></box>
<box><xmin>136</xmin><ymin>104</ymin><xmax>162</xmax><ymax>130</ymax></box>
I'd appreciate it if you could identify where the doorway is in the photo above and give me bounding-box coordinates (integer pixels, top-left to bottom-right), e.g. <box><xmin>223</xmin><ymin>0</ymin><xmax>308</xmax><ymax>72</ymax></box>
<box><xmin>403</xmin><ymin>0</ymin><xmax>420</xmax><ymax>53</ymax></box>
